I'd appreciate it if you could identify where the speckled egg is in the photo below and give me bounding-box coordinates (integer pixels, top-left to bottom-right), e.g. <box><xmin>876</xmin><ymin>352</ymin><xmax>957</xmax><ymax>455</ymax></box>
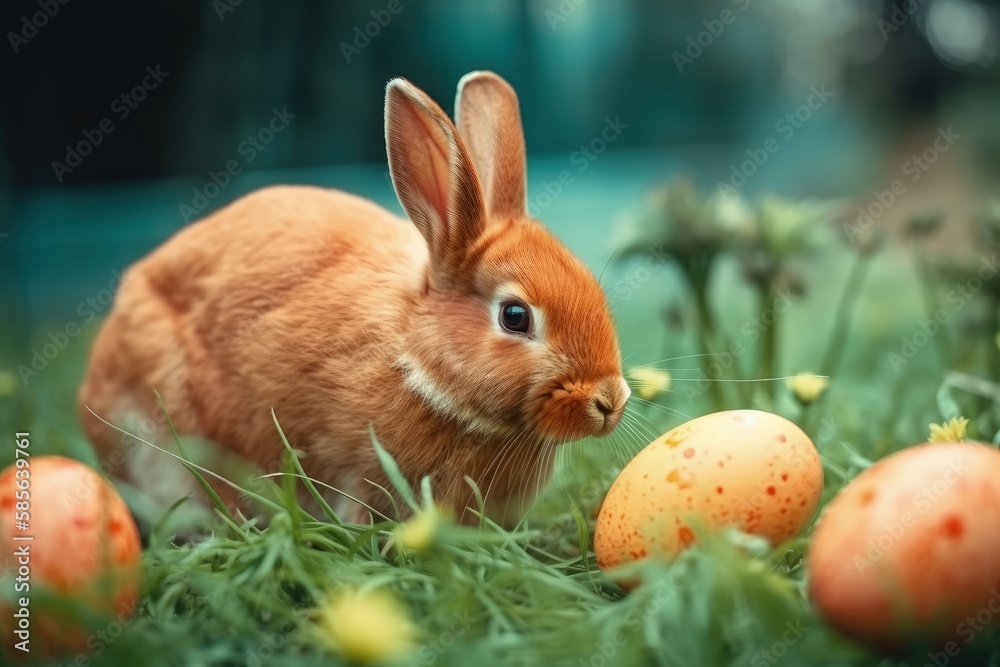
<box><xmin>809</xmin><ymin>442</ymin><xmax>1000</xmax><ymax>651</ymax></box>
<box><xmin>0</xmin><ymin>456</ymin><xmax>142</xmax><ymax>653</ymax></box>
<box><xmin>594</xmin><ymin>410</ymin><xmax>823</xmax><ymax>569</ymax></box>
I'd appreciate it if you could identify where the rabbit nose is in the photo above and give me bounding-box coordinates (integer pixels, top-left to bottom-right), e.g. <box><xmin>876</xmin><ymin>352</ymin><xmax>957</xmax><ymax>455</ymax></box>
<box><xmin>593</xmin><ymin>396</ymin><xmax>614</xmax><ymax>417</ymax></box>
<box><xmin>591</xmin><ymin>376</ymin><xmax>629</xmax><ymax>433</ymax></box>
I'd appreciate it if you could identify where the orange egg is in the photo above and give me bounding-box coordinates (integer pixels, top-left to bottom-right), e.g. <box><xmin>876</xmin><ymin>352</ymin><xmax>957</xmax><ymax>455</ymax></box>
<box><xmin>0</xmin><ymin>456</ymin><xmax>142</xmax><ymax>654</ymax></box>
<box><xmin>595</xmin><ymin>410</ymin><xmax>823</xmax><ymax>569</ymax></box>
<box><xmin>809</xmin><ymin>442</ymin><xmax>1000</xmax><ymax>651</ymax></box>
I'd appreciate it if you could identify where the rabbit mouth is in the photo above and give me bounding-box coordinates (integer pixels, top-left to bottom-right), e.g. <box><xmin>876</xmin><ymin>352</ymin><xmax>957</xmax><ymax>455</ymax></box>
<box><xmin>595</xmin><ymin>406</ymin><xmax>624</xmax><ymax>436</ymax></box>
<box><xmin>534</xmin><ymin>376</ymin><xmax>630</xmax><ymax>441</ymax></box>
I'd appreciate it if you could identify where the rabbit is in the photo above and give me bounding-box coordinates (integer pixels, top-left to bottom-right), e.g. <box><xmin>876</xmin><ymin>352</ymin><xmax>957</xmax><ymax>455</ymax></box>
<box><xmin>78</xmin><ymin>71</ymin><xmax>630</xmax><ymax>526</ymax></box>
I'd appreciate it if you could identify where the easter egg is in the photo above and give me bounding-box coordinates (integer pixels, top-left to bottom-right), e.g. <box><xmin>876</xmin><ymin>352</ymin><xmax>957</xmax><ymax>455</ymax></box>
<box><xmin>809</xmin><ymin>442</ymin><xmax>1000</xmax><ymax>650</ymax></box>
<box><xmin>594</xmin><ymin>410</ymin><xmax>823</xmax><ymax>569</ymax></box>
<box><xmin>0</xmin><ymin>456</ymin><xmax>142</xmax><ymax>653</ymax></box>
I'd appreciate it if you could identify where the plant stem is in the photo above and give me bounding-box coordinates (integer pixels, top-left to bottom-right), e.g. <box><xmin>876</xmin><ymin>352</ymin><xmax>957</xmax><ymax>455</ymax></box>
<box><xmin>820</xmin><ymin>252</ymin><xmax>873</xmax><ymax>377</ymax></box>
<box><xmin>685</xmin><ymin>255</ymin><xmax>726</xmax><ymax>410</ymax></box>
<box><xmin>913</xmin><ymin>247</ymin><xmax>952</xmax><ymax>368</ymax></box>
<box><xmin>987</xmin><ymin>292</ymin><xmax>1000</xmax><ymax>435</ymax></box>
<box><xmin>758</xmin><ymin>285</ymin><xmax>778</xmax><ymax>403</ymax></box>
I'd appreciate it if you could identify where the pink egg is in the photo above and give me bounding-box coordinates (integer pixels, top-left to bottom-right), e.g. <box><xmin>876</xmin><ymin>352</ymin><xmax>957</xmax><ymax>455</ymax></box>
<box><xmin>809</xmin><ymin>442</ymin><xmax>1000</xmax><ymax>651</ymax></box>
<box><xmin>0</xmin><ymin>456</ymin><xmax>142</xmax><ymax>655</ymax></box>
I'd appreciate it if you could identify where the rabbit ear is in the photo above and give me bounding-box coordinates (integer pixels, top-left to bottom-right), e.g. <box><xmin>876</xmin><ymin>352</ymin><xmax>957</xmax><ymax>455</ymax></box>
<box><xmin>386</xmin><ymin>78</ymin><xmax>487</xmax><ymax>289</ymax></box>
<box><xmin>455</xmin><ymin>71</ymin><xmax>526</xmax><ymax>220</ymax></box>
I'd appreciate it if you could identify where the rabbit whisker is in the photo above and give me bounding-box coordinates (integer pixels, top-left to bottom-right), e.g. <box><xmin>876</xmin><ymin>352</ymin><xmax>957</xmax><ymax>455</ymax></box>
<box><xmin>628</xmin><ymin>397</ymin><xmax>692</xmax><ymax>421</ymax></box>
<box><xmin>628</xmin><ymin>352</ymin><xmax>725</xmax><ymax>371</ymax></box>
<box><xmin>597</xmin><ymin>238</ymin><xmax>626</xmax><ymax>288</ymax></box>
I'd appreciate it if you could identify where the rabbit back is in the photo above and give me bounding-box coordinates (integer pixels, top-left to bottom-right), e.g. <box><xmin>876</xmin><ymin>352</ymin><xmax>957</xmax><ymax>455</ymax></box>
<box><xmin>78</xmin><ymin>185</ymin><xmax>424</xmax><ymax>509</ymax></box>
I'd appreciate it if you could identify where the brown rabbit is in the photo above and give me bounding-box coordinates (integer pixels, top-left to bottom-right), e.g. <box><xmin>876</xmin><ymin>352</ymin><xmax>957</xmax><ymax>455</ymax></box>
<box><xmin>78</xmin><ymin>72</ymin><xmax>630</xmax><ymax>525</ymax></box>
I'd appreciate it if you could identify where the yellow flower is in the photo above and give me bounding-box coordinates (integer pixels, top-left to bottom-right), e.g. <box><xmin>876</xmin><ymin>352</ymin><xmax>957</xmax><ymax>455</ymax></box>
<box><xmin>395</xmin><ymin>508</ymin><xmax>438</xmax><ymax>552</ymax></box>
<box><xmin>710</xmin><ymin>191</ymin><xmax>756</xmax><ymax>239</ymax></box>
<box><xmin>317</xmin><ymin>589</ymin><xmax>415</xmax><ymax>664</ymax></box>
<box><xmin>0</xmin><ymin>370</ymin><xmax>17</xmax><ymax>398</ymax></box>
<box><xmin>627</xmin><ymin>368</ymin><xmax>671</xmax><ymax>401</ymax></box>
<box><xmin>928</xmin><ymin>416</ymin><xmax>969</xmax><ymax>443</ymax></box>
<box><xmin>787</xmin><ymin>373</ymin><xmax>829</xmax><ymax>404</ymax></box>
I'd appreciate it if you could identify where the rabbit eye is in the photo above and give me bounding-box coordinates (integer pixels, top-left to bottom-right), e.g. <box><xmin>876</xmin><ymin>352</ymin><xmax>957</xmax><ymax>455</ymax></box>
<box><xmin>499</xmin><ymin>301</ymin><xmax>531</xmax><ymax>335</ymax></box>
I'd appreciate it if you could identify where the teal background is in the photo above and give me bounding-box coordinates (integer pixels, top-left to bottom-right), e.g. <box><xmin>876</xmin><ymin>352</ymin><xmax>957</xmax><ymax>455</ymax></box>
<box><xmin>2</xmin><ymin>0</ymin><xmax>1000</xmax><ymax>441</ymax></box>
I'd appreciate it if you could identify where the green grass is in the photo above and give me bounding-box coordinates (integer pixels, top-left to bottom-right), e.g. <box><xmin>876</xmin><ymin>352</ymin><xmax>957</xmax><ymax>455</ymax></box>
<box><xmin>4</xmin><ymin>219</ymin><xmax>1000</xmax><ymax>666</ymax></box>
<box><xmin>2</xmin><ymin>355</ymin><xmax>998</xmax><ymax>667</ymax></box>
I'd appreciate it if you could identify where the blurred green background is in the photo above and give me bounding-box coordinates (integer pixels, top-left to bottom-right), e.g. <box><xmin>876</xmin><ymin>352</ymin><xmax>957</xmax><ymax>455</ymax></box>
<box><xmin>3</xmin><ymin>0</ymin><xmax>1000</xmax><ymax>443</ymax></box>
<box><xmin>4</xmin><ymin>2</ymin><xmax>1000</xmax><ymax>666</ymax></box>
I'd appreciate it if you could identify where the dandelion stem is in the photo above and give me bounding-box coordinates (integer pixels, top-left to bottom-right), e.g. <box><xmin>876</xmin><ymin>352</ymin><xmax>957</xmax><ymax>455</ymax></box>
<box><xmin>913</xmin><ymin>247</ymin><xmax>952</xmax><ymax>367</ymax></box>
<box><xmin>758</xmin><ymin>285</ymin><xmax>779</xmax><ymax>403</ymax></box>
<box><xmin>986</xmin><ymin>291</ymin><xmax>1000</xmax><ymax>434</ymax></box>
<box><xmin>820</xmin><ymin>251</ymin><xmax>873</xmax><ymax>377</ymax></box>
<box><xmin>685</xmin><ymin>255</ymin><xmax>726</xmax><ymax>409</ymax></box>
